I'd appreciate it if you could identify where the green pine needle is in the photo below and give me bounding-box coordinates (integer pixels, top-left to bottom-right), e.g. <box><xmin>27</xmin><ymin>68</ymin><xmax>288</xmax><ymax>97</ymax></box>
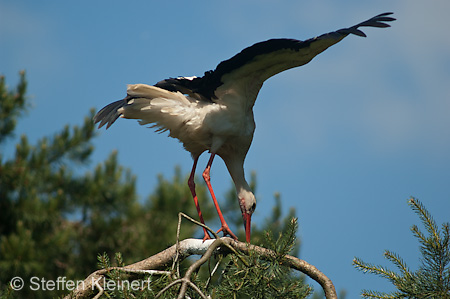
<box><xmin>354</xmin><ymin>197</ymin><xmax>450</xmax><ymax>298</ymax></box>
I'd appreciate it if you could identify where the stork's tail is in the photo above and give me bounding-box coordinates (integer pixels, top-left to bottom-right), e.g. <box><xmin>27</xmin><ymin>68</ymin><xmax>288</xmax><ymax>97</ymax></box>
<box><xmin>337</xmin><ymin>12</ymin><xmax>396</xmax><ymax>37</ymax></box>
<box><xmin>94</xmin><ymin>99</ymin><xmax>125</xmax><ymax>129</ymax></box>
<box><xmin>94</xmin><ymin>84</ymin><xmax>195</xmax><ymax>133</ymax></box>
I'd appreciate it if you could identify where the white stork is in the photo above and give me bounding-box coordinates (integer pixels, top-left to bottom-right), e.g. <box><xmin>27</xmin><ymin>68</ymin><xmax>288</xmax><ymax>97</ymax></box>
<box><xmin>94</xmin><ymin>13</ymin><xmax>395</xmax><ymax>243</ymax></box>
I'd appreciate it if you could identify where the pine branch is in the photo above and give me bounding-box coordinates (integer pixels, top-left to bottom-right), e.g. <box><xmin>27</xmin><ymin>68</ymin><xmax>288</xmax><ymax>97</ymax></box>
<box><xmin>354</xmin><ymin>198</ymin><xmax>450</xmax><ymax>298</ymax></box>
<box><xmin>383</xmin><ymin>250</ymin><xmax>410</xmax><ymax>277</ymax></box>
<box><xmin>0</xmin><ymin>71</ymin><xmax>28</xmax><ymax>144</ymax></box>
<box><xmin>360</xmin><ymin>289</ymin><xmax>402</xmax><ymax>299</ymax></box>
<box><xmin>352</xmin><ymin>257</ymin><xmax>399</xmax><ymax>281</ymax></box>
<box><xmin>65</xmin><ymin>237</ymin><xmax>337</xmax><ymax>299</ymax></box>
<box><xmin>409</xmin><ymin>198</ymin><xmax>441</xmax><ymax>245</ymax></box>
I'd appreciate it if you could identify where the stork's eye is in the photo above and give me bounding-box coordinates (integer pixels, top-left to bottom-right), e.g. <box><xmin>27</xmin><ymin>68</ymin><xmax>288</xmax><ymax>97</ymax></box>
<box><xmin>251</xmin><ymin>202</ymin><xmax>256</xmax><ymax>212</ymax></box>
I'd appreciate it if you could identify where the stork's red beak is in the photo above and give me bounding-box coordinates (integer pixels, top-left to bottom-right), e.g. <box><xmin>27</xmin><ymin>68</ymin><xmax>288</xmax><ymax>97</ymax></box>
<box><xmin>243</xmin><ymin>212</ymin><xmax>251</xmax><ymax>243</ymax></box>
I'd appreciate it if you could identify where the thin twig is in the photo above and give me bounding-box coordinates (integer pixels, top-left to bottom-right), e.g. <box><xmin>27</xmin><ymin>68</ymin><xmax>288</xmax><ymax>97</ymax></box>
<box><xmin>179</xmin><ymin>212</ymin><xmax>221</xmax><ymax>239</ymax></box>
<box><xmin>206</xmin><ymin>254</ymin><xmax>223</xmax><ymax>289</ymax></box>
<box><xmin>173</xmin><ymin>212</ymin><xmax>183</xmax><ymax>277</ymax></box>
<box><xmin>186</xmin><ymin>280</ymin><xmax>208</xmax><ymax>299</ymax></box>
<box><xmin>92</xmin><ymin>280</ymin><xmax>104</xmax><ymax>299</ymax></box>
<box><xmin>155</xmin><ymin>280</ymin><xmax>182</xmax><ymax>298</ymax></box>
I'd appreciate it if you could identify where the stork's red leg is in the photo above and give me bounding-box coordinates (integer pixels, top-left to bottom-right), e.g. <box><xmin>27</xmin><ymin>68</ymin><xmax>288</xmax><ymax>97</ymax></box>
<box><xmin>202</xmin><ymin>153</ymin><xmax>238</xmax><ymax>240</ymax></box>
<box><xmin>188</xmin><ymin>156</ymin><xmax>211</xmax><ymax>241</ymax></box>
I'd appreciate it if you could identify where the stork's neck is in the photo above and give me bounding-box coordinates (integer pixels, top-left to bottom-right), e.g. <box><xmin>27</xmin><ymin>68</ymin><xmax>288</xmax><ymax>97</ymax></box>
<box><xmin>225</xmin><ymin>157</ymin><xmax>252</xmax><ymax>197</ymax></box>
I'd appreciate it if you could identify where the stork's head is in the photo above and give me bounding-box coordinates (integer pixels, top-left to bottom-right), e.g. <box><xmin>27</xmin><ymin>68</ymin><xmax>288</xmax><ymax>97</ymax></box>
<box><xmin>238</xmin><ymin>189</ymin><xmax>256</xmax><ymax>243</ymax></box>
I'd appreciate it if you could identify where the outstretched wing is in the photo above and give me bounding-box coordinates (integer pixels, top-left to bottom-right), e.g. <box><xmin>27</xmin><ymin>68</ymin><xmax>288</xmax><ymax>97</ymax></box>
<box><xmin>155</xmin><ymin>12</ymin><xmax>395</xmax><ymax>103</ymax></box>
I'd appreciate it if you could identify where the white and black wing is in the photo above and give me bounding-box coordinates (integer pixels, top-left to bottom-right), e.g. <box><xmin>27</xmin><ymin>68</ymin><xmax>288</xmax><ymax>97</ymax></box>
<box><xmin>95</xmin><ymin>13</ymin><xmax>394</xmax><ymax>129</ymax></box>
<box><xmin>155</xmin><ymin>12</ymin><xmax>395</xmax><ymax>102</ymax></box>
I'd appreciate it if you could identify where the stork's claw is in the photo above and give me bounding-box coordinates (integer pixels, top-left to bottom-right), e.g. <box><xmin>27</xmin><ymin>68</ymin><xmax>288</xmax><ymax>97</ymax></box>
<box><xmin>202</xmin><ymin>229</ymin><xmax>212</xmax><ymax>242</ymax></box>
<box><xmin>217</xmin><ymin>225</ymin><xmax>238</xmax><ymax>240</ymax></box>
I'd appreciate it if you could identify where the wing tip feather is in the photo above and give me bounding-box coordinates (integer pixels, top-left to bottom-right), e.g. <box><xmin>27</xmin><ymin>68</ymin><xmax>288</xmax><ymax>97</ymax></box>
<box><xmin>338</xmin><ymin>12</ymin><xmax>395</xmax><ymax>37</ymax></box>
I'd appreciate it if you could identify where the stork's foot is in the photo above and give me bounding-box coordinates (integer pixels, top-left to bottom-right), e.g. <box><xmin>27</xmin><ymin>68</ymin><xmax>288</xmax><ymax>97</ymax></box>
<box><xmin>217</xmin><ymin>225</ymin><xmax>238</xmax><ymax>240</ymax></box>
<box><xmin>202</xmin><ymin>229</ymin><xmax>212</xmax><ymax>242</ymax></box>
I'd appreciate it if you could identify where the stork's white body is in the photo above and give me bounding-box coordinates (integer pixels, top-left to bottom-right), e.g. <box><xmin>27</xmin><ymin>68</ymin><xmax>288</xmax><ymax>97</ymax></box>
<box><xmin>123</xmin><ymin>83</ymin><xmax>255</xmax><ymax>159</ymax></box>
<box><xmin>94</xmin><ymin>13</ymin><xmax>395</xmax><ymax>242</ymax></box>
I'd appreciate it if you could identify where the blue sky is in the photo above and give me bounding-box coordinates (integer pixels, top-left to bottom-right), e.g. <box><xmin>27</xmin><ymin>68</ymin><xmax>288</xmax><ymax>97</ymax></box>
<box><xmin>1</xmin><ymin>0</ymin><xmax>450</xmax><ymax>296</ymax></box>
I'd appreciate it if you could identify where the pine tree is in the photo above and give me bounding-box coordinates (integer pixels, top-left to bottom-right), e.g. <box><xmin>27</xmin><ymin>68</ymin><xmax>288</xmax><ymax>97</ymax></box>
<box><xmin>0</xmin><ymin>72</ymin><xmax>212</xmax><ymax>298</ymax></box>
<box><xmin>353</xmin><ymin>198</ymin><xmax>450</xmax><ymax>298</ymax></box>
<box><xmin>0</xmin><ymin>72</ymin><xmax>136</xmax><ymax>297</ymax></box>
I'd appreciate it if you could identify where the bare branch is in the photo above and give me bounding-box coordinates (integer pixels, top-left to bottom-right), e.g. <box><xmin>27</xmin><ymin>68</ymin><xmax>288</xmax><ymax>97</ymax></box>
<box><xmin>109</xmin><ymin>268</ymin><xmax>171</xmax><ymax>276</ymax></box>
<box><xmin>65</xmin><ymin>237</ymin><xmax>337</xmax><ymax>299</ymax></box>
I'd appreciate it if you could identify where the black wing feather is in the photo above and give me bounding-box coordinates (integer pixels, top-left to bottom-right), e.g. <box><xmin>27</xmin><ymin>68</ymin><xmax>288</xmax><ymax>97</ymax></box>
<box><xmin>155</xmin><ymin>13</ymin><xmax>395</xmax><ymax>101</ymax></box>
<box><xmin>154</xmin><ymin>38</ymin><xmax>315</xmax><ymax>102</ymax></box>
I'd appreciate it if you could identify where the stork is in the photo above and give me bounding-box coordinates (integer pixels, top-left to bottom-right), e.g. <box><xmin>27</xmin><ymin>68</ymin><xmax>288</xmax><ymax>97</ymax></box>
<box><xmin>94</xmin><ymin>13</ymin><xmax>395</xmax><ymax>243</ymax></box>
